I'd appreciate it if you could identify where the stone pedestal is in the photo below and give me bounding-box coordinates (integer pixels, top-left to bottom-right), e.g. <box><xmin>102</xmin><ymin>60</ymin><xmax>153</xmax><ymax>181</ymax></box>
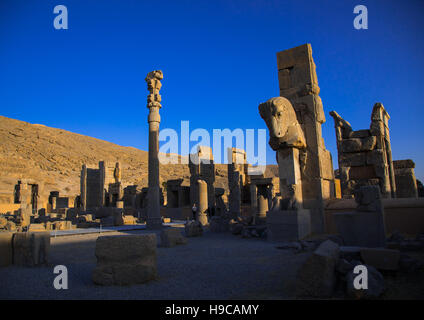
<box><xmin>333</xmin><ymin>185</ymin><xmax>386</xmax><ymax>248</ymax></box>
<box><xmin>266</xmin><ymin>209</ymin><xmax>311</xmax><ymax>242</ymax></box>
<box><xmin>197</xmin><ymin>179</ymin><xmax>209</xmax><ymax>226</ymax></box>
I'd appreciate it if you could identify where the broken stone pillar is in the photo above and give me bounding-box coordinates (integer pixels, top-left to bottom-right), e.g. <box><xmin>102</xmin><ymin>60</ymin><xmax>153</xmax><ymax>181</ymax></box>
<box><xmin>276</xmin><ymin>44</ymin><xmax>335</xmax><ymax>233</ymax></box>
<box><xmin>333</xmin><ymin>185</ymin><xmax>386</xmax><ymax>248</ymax></box>
<box><xmin>330</xmin><ymin>103</ymin><xmax>396</xmax><ymax>199</ymax></box>
<box><xmin>259</xmin><ymin>96</ymin><xmax>312</xmax><ymax>241</ymax></box>
<box><xmin>197</xmin><ymin>179</ymin><xmax>209</xmax><ymax>226</ymax></box>
<box><xmin>249</xmin><ymin>184</ymin><xmax>258</xmax><ymax>215</ymax></box>
<box><xmin>393</xmin><ymin>160</ymin><xmax>418</xmax><ymax>198</ymax></box>
<box><xmin>189</xmin><ymin>146</ymin><xmax>215</xmax><ymax>210</ymax></box>
<box><xmin>145</xmin><ymin>70</ymin><xmax>164</xmax><ymax>230</ymax></box>
<box><xmin>227</xmin><ymin>148</ymin><xmax>248</xmax><ymax>218</ymax></box>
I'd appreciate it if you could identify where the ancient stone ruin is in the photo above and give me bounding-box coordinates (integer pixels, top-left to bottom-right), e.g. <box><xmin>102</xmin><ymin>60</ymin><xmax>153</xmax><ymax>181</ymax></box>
<box><xmin>330</xmin><ymin>103</ymin><xmax>396</xmax><ymax>199</ymax></box>
<box><xmin>0</xmin><ymin>45</ymin><xmax>423</xmax><ymax>300</ymax></box>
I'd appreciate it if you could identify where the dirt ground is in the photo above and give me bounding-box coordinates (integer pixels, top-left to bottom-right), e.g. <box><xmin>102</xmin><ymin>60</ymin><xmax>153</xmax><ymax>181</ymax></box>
<box><xmin>0</xmin><ymin>228</ymin><xmax>423</xmax><ymax>300</ymax></box>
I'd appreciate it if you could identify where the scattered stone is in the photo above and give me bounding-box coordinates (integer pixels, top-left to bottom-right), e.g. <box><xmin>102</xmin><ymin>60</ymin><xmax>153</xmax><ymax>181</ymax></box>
<box><xmin>360</xmin><ymin>248</ymin><xmax>400</xmax><ymax>271</ymax></box>
<box><xmin>93</xmin><ymin>234</ymin><xmax>157</xmax><ymax>286</ymax></box>
<box><xmin>13</xmin><ymin>232</ymin><xmax>50</xmax><ymax>266</ymax></box>
<box><xmin>296</xmin><ymin>240</ymin><xmax>340</xmax><ymax>298</ymax></box>
<box><xmin>160</xmin><ymin>228</ymin><xmax>187</xmax><ymax>248</ymax></box>
<box><xmin>346</xmin><ymin>265</ymin><xmax>384</xmax><ymax>299</ymax></box>
<box><xmin>185</xmin><ymin>220</ymin><xmax>203</xmax><ymax>237</ymax></box>
<box><xmin>336</xmin><ymin>258</ymin><xmax>354</xmax><ymax>275</ymax></box>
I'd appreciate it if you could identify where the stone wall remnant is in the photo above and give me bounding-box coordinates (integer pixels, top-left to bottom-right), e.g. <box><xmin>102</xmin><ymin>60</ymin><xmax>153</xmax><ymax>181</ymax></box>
<box><xmin>330</xmin><ymin>103</ymin><xmax>396</xmax><ymax>199</ymax></box>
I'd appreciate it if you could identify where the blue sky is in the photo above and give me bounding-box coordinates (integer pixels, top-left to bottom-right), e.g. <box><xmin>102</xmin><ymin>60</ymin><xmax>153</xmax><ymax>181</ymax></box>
<box><xmin>0</xmin><ymin>0</ymin><xmax>423</xmax><ymax>181</ymax></box>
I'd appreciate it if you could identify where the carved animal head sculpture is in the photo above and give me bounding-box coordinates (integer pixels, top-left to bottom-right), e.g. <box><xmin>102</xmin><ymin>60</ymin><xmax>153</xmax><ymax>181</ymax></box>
<box><xmin>258</xmin><ymin>97</ymin><xmax>306</xmax><ymax>151</ymax></box>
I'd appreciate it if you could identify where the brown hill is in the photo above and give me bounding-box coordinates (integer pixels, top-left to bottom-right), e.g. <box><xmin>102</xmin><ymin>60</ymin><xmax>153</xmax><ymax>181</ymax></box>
<box><xmin>0</xmin><ymin>115</ymin><xmax>278</xmax><ymax>205</ymax></box>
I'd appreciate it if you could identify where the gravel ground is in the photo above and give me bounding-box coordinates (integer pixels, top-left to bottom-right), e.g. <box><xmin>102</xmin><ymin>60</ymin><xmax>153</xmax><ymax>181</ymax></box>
<box><xmin>0</xmin><ymin>227</ymin><xmax>309</xmax><ymax>300</ymax></box>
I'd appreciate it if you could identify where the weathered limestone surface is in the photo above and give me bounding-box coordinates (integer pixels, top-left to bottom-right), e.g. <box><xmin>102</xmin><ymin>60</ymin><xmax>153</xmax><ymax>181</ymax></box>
<box><xmin>333</xmin><ymin>186</ymin><xmax>386</xmax><ymax>248</ymax></box>
<box><xmin>296</xmin><ymin>240</ymin><xmax>340</xmax><ymax>298</ymax></box>
<box><xmin>393</xmin><ymin>160</ymin><xmax>418</xmax><ymax>198</ymax></box>
<box><xmin>92</xmin><ymin>234</ymin><xmax>157</xmax><ymax>286</ymax></box>
<box><xmin>13</xmin><ymin>232</ymin><xmax>50</xmax><ymax>266</ymax></box>
<box><xmin>0</xmin><ymin>232</ymin><xmax>14</xmax><ymax>267</ymax></box>
<box><xmin>276</xmin><ymin>44</ymin><xmax>335</xmax><ymax>233</ymax></box>
<box><xmin>160</xmin><ymin>228</ymin><xmax>187</xmax><ymax>248</ymax></box>
<box><xmin>330</xmin><ymin>103</ymin><xmax>396</xmax><ymax>199</ymax></box>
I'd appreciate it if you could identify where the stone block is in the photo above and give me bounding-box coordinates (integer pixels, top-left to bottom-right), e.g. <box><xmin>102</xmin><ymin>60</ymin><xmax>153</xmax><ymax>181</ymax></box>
<box><xmin>296</xmin><ymin>240</ymin><xmax>340</xmax><ymax>298</ymax></box>
<box><xmin>346</xmin><ymin>265</ymin><xmax>384</xmax><ymax>299</ymax></box>
<box><xmin>350</xmin><ymin>130</ymin><xmax>370</xmax><ymax>138</ymax></box>
<box><xmin>366</xmin><ymin>149</ymin><xmax>385</xmax><ymax>166</ymax></box>
<box><xmin>333</xmin><ymin>211</ymin><xmax>386</xmax><ymax>248</ymax></box>
<box><xmin>13</xmin><ymin>232</ymin><xmax>50</xmax><ymax>266</ymax></box>
<box><xmin>0</xmin><ymin>232</ymin><xmax>14</xmax><ymax>267</ymax></box>
<box><xmin>92</xmin><ymin>234</ymin><xmax>157</xmax><ymax>286</ymax></box>
<box><xmin>360</xmin><ymin>248</ymin><xmax>400</xmax><ymax>271</ymax></box>
<box><xmin>160</xmin><ymin>228</ymin><xmax>187</xmax><ymax>247</ymax></box>
<box><xmin>341</xmin><ymin>139</ymin><xmax>362</xmax><ymax>153</ymax></box>
<box><xmin>339</xmin><ymin>152</ymin><xmax>367</xmax><ymax>167</ymax></box>
<box><xmin>27</xmin><ymin>223</ymin><xmax>46</xmax><ymax>232</ymax></box>
<box><xmin>185</xmin><ymin>220</ymin><xmax>203</xmax><ymax>237</ymax></box>
<box><xmin>266</xmin><ymin>209</ymin><xmax>311</xmax><ymax>242</ymax></box>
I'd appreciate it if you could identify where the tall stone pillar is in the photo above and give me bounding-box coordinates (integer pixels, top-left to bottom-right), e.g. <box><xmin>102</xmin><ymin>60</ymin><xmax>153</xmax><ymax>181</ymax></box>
<box><xmin>80</xmin><ymin>164</ymin><xmax>87</xmax><ymax>211</ymax></box>
<box><xmin>145</xmin><ymin>70</ymin><xmax>164</xmax><ymax>230</ymax></box>
<box><xmin>197</xmin><ymin>179</ymin><xmax>209</xmax><ymax>226</ymax></box>
<box><xmin>257</xmin><ymin>190</ymin><xmax>268</xmax><ymax>218</ymax></box>
<box><xmin>250</xmin><ymin>184</ymin><xmax>258</xmax><ymax>216</ymax></box>
<box><xmin>276</xmin><ymin>44</ymin><xmax>335</xmax><ymax>233</ymax></box>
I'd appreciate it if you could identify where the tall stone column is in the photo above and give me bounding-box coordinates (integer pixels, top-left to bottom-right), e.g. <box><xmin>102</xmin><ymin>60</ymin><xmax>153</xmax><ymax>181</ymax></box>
<box><xmin>197</xmin><ymin>179</ymin><xmax>209</xmax><ymax>226</ymax></box>
<box><xmin>80</xmin><ymin>164</ymin><xmax>87</xmax><ymax>211</ymax></box>
<box><xmin>145</xmin><ymin>70</ymin><xmax>164</xmax><ymax>230</ymax></box>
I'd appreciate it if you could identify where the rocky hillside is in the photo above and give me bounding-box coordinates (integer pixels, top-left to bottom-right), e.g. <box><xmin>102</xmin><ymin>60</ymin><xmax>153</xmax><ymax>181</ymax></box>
<box><xmin>0</xmin><ymin>115</ymin><xmax>277</xmax><ymax>204</ymax></box>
